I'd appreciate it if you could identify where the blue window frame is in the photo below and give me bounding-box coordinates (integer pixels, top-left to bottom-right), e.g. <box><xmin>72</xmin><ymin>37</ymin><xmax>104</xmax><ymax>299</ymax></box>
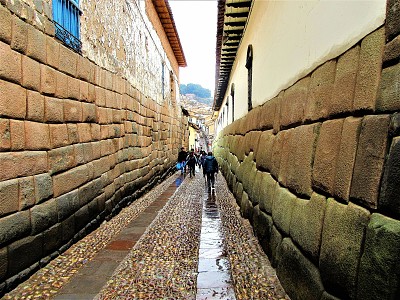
<box><xmin>52</xmin><ymin>0</ymin><xmax>82</xmax><ymax>53</ymax></box>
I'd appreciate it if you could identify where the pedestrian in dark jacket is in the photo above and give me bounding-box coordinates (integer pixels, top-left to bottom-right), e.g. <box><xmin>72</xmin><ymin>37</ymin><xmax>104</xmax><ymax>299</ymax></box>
<box><xmin>186</xmin><ymin>150</ymin><xmax>198</xmax><ymax>178</ymax></box>
<box><xmin>203</xmin><ymin>152</ymin><xmax>218</xmax><ymax>189</ymax></box>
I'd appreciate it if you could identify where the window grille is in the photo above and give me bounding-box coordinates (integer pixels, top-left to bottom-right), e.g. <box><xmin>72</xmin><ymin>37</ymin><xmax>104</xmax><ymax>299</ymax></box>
<box><xmin>52</xmin><ymin>0</ymin><xmax>82</xmax><ymax>53</ymax></box>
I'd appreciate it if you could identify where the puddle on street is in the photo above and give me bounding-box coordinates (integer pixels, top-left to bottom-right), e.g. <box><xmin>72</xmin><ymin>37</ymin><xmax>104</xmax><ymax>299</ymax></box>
<box><xmin>196</xmin><ymin>188</ymin><xmax>236</xmax><ymax>300</ymax></box>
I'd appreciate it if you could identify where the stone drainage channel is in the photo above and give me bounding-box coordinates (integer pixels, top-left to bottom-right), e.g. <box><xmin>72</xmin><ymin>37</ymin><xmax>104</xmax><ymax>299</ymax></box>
<box><xmin>196</xmin><ymin>189</ymin><xmax>236</xmax><ymax>300</ymax></box>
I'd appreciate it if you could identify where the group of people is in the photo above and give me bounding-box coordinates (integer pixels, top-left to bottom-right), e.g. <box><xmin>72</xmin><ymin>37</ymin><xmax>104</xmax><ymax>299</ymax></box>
<box><xmin>177</xmin><ymin>147</ymin><xmax>219</xmax><ymax>189</ymax></box>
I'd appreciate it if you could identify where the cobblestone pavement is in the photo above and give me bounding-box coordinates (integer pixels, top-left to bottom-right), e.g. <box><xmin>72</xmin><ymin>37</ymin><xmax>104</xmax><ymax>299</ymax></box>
<box><xmin>3</xmin><ymin>169</ymin><xmax>289</xmax><ymax>299</ymax></box>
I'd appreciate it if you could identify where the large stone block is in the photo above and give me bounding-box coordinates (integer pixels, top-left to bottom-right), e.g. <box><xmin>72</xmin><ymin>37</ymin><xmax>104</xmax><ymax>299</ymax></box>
<box><xmin>312</xmin><ymin>119</ymin><xmax>344</xmax><ymax>195</ymax></box>
<box><xmin>255</xmin><ymin>130</ymin><xmax>274</xmax><ymax>172</ymax></box>
<box><xmin>258</xmin><ymin>97</ymin><xmax>276</xmax><ymax>130</ymax></box>
<box><xmin>248</xmin><ymin>170</ymin><xmax>262</xmax><ymax>205</ymax></box>
<box><xmin>0</xmin><ymin>179</ymin><xmax>19</xmax><ymax>217</ymax></box>
<box><xmin>7</xmin><ymin>234</ymin><xmax>43</xmax><ymax>277</ymax></box>
<box><xmin>0</xmin><ymin>151</ymin><xmax>48</xmax><ymax>182</ymax></box>
<box><xmin>10</xmin><ymin>119</ymin><xmax>24</xmax><ymax>150</ymax></box>
<box><xmin>357</xmin><ymin>213</ymin><xmax>400</xmax><ymax>300</ymax></box>
<box><xmin>376</xmin><ymin>62</ymin><xmax>400</xmax><ymax>112</ymax></box>
<box><xmin>18</xmin><ymin>176</ymin><xmax>35</xmax><ymax>210</ymax></box>
<box><xmin>30</xmin><ymin>199</ymin><xmax>58</xmax><ymax>234</ymax></box>
<box><xmin>24</xmin><ymin>121</ymin><xmax>50</xmax><ymax>150</ymax></box>
<box><xmin>257</xmin><ymin>172</ymin><xmax>277</xmax><ymax>214</ymax></box>
<box><xmin>0</xmin><ymin>247</ymin><xmax>7</xmax><ymax>282</ymax></box>
<box><xmin>386</xmin><ymin>0</ymin><xmax>400</xmax><ymax>42</ymax></box>
<box><xmin>26</xmin><ymin>24</ymin><xmax>45</xmax><ymax>63</ymax></box>
<box><xmin>270</xmin><ymin>225</ymin><xmax>282</xmax><ymax>267</ymax></box>
<box><xmin>43</xmin><ymin>224</ymin><xmax>62</xmax><ymax>256</ymax></box>
<box><xmin>0</xmin><ymin>211</ymin><xmax>30</xmax><ymax>246</ymax></box>
<box><xmin>56</xmin><ymin>190</ymin><xmax>80</xmax><ymax>222</ymax></box>
<box><xmin>253</xmin><ymin>205</ymin><xmax>273</xmax><ymax>254</ymax></box>
<box><xmin>277</xmin><ymin>129</ymin><xmax>293</xmax><ymax>187</ymax></box>
<box><xmin>273</xmin><ymin>92</ymin><xmax>283</xmax><ymax>134</ymax></box>
<box><xmin>44</xmin><ymin>97</ymin><xmax>64</xmax><ymax>123</ymax></box>
<box><xmin>270</xmin><ymin>130</ymin><xmax>283</xmax><ymax>180</ymax></box>
<box><xmin>383</xmin><ymin>35</ymin><xmax>400</xmax><ymax>63</ymax></box>
<box><xmin>320</xmin><ymin>199</ymin><xmax>370</xmax><ymax>299</ymax></box>
<box><xmin>0</xmin><ymin>4</ymin><xmax>12</xmax><ymax>43</ymax></box>
<box><xmin>0</xmin><ymin>79</ymin><xmax>26</xmax><ymax>119</ymax></box>
<box><xmin>0</xmin><ymin>40</ymin><xmax>21</xmax><ymax>84</ymax></box>
<box><xmin>0</xmin><ymin>118</ymin><xmax>10</xmax><ymax>150</ymax></box>
<box><xmin>33</xmin><ymin>173</ymin><xmax>53</xmax><ymax>205</ymax></box>
<box><xmin>22</xmin><ymin>56</ymin><xmax>40</xmax><ymax>91</ymax></box>
<box><xmin>287</xmin><ymin>123</ymin><xmax>319</xmax><ymax>197</ymax></box>
<box><xmin>305</xmin><ymin>60</ymin><xmax>336</xmax><ymax>121</ymax></box>
<box><xmin>277</xmin><ymin>238</ymin><xmax>324</xmax><ymax>300</ymax></box>
<box><xmin>53</xmin><ymin>164</ymin><xmax>90</xmax><ymax>197</ymax></box>
<box><xmin>379</xmin><ymin>137</ymin><xmax>400</xmax><ymax>219</ymax></box>
<box><xmin>11</xmin><ymin>15</ymin><xmax>27</xmax><ymax>53</ymax></box>
<box><xmin>244</xmin><ymin>131</ymin><xmax>261</xmax><ymax>156</ymax></box>
<box><xmin>78</xmin><ymin>178</ymin><xmax>104</xmax><ymax>206</ymax></box>
<box><xmin>59</xmin><ymin>44</ymin><xmax>77</xmax><ymax>77</ymax></box>
<box><xmin>240</xmin><ymin>191</ymin><xmax>253</xmax><ymax>221</ymax></box>
<box><xmin>350</xmin><ymin>115</ymin><xmax>390</xmax><ymax>208</ymax></box>
<box><xmin>333</xmin><ymin>117</ymin><xmax>361</xmax><ymax>202</ymax></box>
<box><xmin>272</xmin><ymin>186</ymin><xmax>296</xmax><ymax>235</ymax></box>
<box><xmin>290</xmin><ymin>193</ymin><xmax>326</xmax><ymax>263</ymax></box>
<box><xmin>354</xmin><ymin>27</ymin><xmax>385</xmax><ymax>111</ymax></box>
<box><xmin>280</xmin><ymin>76</ymin><xmax>310</xmax><ymax>128</ymax></box>
<box><xmin>330</xmin><ymin>45</ymin><xmax>359</xmax><ymax>116</ymax></box>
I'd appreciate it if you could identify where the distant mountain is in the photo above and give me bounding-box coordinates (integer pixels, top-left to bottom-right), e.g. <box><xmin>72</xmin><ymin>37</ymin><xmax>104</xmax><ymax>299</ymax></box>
<box><xmin>180</xmin><ymin>83</ymin><xmax>211</xmax><ymax>99</ymax></box>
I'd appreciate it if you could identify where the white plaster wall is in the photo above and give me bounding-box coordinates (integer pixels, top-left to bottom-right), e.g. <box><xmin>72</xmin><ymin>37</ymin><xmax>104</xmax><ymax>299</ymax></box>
<box><xmin>221</xmin><ymin>0</ymin><xmax>386</xmax><ymax>121</ymax></box>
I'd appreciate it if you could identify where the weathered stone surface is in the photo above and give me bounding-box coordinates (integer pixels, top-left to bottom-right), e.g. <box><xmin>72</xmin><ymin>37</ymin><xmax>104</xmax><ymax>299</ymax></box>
<box><xmin>244</xmin><ymin>131</ymin><xmax>260</xmax><ymax>156</ymax></box>
<box><xmin>30</xmin><ymin>199</ymin><xmax>58</xmax><ymax>234</ymax></box>
<box><xmin>386</xmin><ymin>0</ymin><xmax>400</xmax><ymax>42</ymax></box>
<box><xmin>0</xmin><ymin>151</ymin><xmax>48</xmax><ymax>182</ymax></box>
<box><xmin>61</xmin><ymin>215</ymin><xmax>75</xmax><ymax>243</ymax></box>
<box><xmin>357</xmin><ymin>213</ymin><xmax>400</xmax><ymax>300</ymax></box>
<box><xmin>0</xmin><ymin>211</ymin><xmax>30</xmax><ymax>246</ymax></box>
<box><xmin>290</xmin><ymin>193</ymin><xmax>326</xmax><ymax>263</ymax></box>
<box><xmin>272</xmin><ymin>186</ymin><xmax>296</xmax><ymax>235</ymax></box>
<box><xmin>277</xmin><ymin>238</ymin><xmax>324</xmax><ymax>300</ymax></box>
<box><xmin>379</xmin><ymin>137</ymin><xmax>400</xmax><ymax>219</ymax></box>
<box><xmin>312</xmin><ymin>119</ymin><xmax>344</xmax><ymax>195</ymax></box>
<box><xmin>305</xmin><ymin>60</ymin><xmax>336</xmax><ymax>121</ymax></box>
<box><xmin>53</xmin><ymin>164</ymin><xmax>90</xmax><ymax>197</ymax></box>
<box><xmin>43</xmin><ymin>224</ymin><xmax>62</xmax><ymax>256</ymax></box>
<box><xmin>287</xmin><ymin>123</ymin><xmax>319</xmax><ymax>197</ymax></box>
<box><xmin>0</xmin><ymin>179</ymin><xmax>19</xmax><ymax>217</ymax></box>
<box><xmin>258</xmin><ymin>97</ymin><xmax>276</xmax><ymax>130</ymax></box>
<box><xmin>320</xmin><ymin>291</ymin><xmax>341</xmax><ymax>300</ymax></box>
<box><xmin>248</xmin><ymin>169</ymin><xmax>262</xmax><ymax>205</ymax></box>
<box><xmin>257</xmin><ymin>172</ymin><xmax>277</xmax><ymax>214</ymax></box>
<box><xmin>240</xmin><ymin>191</ymin><xmax>253</xmax><ymax>221</ymax></box>
<box><xmin>330</xmin><ymin>45</ymin><xmax>359</xmax><ymax>116</ymax></box>
<box><xmin>0</xmin><ymin>4</ymin><xmax>12</xmax><ymax>44</ymax></box>
<box><xmin>270</xmin><ymin>225</ymin><xmax>282</xmax><ymax>268</ymax></box>
<box><xmin>277</xmin><ymin>129</ymin><xmax>292</xmax><ymax>187</ymax></box>
<box><xmin>56</xmin><ymin>190</ymin><xmax>80</xmax><ymax>222</ymax></box>
<box><xmin>350</xmin><ymin>115</ymin><xmax>390</xmax><ymax>208</ymax></box>
<box><xmin>253</xmin><ymin>205</ymin><xmax>273</xmax><ymax>244</ymax></box>
<box><xmin>78</xmin><ymin>177</ymin><xmax>104</xmax><ymax>206</ymax></box>
<box><xmin>11</xmin><ymin>15</ymin><xmax>28</xmax><ymax>53</ymax></box>
<box><xmin>354</xmin><ymin>27</ymin><xmax>385</xmax><ymax>111</ymax></box>
<box><xmin>0</xmin><ymin>247</ymin><xmax>7</xmax><ymax>282</ymax></box>
<box><xmin>383</xmin><ymin>35</ymin><xmax>400</xmax><ymax>63</ymax></box>
<box><xmin>333</xmin><ymin>117</ymin><xmax>361</xmax><ymax>202</ymax></box>
<box><xmin>0</xmin><ymin>40</ymin><xmax>22</xmax><ymax>84</ymax></box>
<box><xmin>8</xmin><ymin>234</ymin><xmax>43</xmax><ymax>277</ymax></box>
<box><xmin>255</xmin><ymin>130</ymin><xmax>274</xmax><ymax>172</ymax></box>
<box><xmin>280</xmin><ymin>76</ymin><xmax>309</xmax><ymax>128</ymax></box>
<box><xmin>34</xmin><ymin>173</ymin><xmax>53</xmax><ymax>204</ymax></box>
<box><xmin>0</xmin><ymin>79</ymin><xmax>26</xmax><ymax>119</ymax></box>
<box><xmin>18</xmin><ymin>176</ymin><xmax>35</xmax><ymax>210</ymax></box>
<box><xmin>320</xmin><ymin>199</ymin><xmax>370</xmax><ymax>299</ymax></box>
<box><xmin>376</xmin><ymin>62</ymin><xmax>400</xmax><ymax>112</ymax></box>
<box><xmin>273</xmin><ymin>92</ymin><xmax>283</xmax><ymax>134</ymax></box>
<box><xmin>74</xmin><ymin>205</ymin><xmax>90</xmax><ymax>232</ymax></box>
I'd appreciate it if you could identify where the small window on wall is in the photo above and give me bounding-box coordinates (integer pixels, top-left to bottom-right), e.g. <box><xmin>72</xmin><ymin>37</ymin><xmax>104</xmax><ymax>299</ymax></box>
<box><xmin>170</xmin><ymin>71</ymin><xmax>176</xmax><ymax>105</ymax></box>
<box><xmin>245</xmin><ymin>45</ymin><xmax>253</xmax><ymax>112</ymax></box>
<box><xmin>52</xmin><ymin>0</ymin><xmax>82</xmax><ymax>53</ymax></box>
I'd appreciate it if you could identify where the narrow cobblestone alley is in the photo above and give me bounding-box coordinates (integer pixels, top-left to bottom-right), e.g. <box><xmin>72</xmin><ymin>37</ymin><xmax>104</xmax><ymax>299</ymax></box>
<box><xmin>3</xmin><ymin>168</ymin><xmax>288</xmax><ymax>300</ymax></box>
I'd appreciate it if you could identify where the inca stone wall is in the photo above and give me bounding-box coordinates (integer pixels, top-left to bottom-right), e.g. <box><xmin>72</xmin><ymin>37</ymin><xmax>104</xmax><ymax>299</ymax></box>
<box><xmin>214</xmin><ymin>14</ymin><xmax>400</xmax><ymax>300</ymax></box>
<box><xmin>0</xmin><ymin>0</ymin><xmax>187</xmax><ymax>292</ymax></box>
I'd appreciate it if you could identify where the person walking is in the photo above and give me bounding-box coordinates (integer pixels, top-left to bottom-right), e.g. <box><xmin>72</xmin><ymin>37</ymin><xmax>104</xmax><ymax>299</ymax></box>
<box><xmin>203</xmin><ymin>152</ymin><xmax>218</xmax><ymax>189</ymax></box>
<box><xmin>177</xmin><ymin>147</ymin><xmax>187</xmax><ymax>174</ymax></box>
<box><xmin>186</xmin><ymin>150</ymin><xmax>198</xmax><ymax>178</ymax></box>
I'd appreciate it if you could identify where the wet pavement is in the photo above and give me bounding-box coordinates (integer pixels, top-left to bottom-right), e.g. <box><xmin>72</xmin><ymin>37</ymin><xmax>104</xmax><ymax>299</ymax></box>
<box><xmin>3</xmin><ymin>168</ymin><xmax>288</xmax><ymax>299</ymax></box>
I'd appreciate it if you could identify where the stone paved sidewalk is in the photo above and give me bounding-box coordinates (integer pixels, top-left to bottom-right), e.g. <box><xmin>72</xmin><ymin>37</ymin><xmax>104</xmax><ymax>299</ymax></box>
<box><xmin>3</xmin><ymin>169</ymin><xmax>288</xmax><ymax>299</ymax></box>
